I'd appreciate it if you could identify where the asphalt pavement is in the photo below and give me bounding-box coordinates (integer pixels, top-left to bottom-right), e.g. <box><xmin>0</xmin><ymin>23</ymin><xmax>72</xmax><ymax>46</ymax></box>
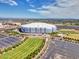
<box><xmin>40</xmin><ymin>38</ymin><xmax>79</xmax><ymax>59</ymax></box>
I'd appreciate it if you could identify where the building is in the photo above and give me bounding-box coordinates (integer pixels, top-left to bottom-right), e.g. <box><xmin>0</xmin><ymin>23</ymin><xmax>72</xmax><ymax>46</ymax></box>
<box><xmin>19</xmin><ymin>22</ymin><xmax>57</xmax><ymax>33</ymax></box>
<box><xmin>0</xmin><ymin>23</ymin><xmax>3</xmax><ymax>28</ymax></box>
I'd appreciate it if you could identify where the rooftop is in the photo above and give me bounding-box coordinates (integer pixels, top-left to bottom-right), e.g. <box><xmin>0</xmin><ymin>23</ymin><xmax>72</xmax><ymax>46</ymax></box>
<box><xmin>21</xmin><ymin>22</ymin><xmax>57</xmax><ymax>29</ymax></box>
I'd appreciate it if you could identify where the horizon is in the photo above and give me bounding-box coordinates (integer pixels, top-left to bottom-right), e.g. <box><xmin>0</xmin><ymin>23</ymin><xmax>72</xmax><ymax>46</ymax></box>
<box><xmin>0</xmin><ymin>17</ymin><xmax>79</xmax><ymax>20</ymax></box>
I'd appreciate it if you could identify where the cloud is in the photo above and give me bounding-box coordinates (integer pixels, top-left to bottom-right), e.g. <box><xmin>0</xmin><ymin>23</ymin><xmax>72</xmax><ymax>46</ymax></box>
<box><xmin>55</xmin><ymin>0</ymin><xmax>78</xmax><ymax>8</ymax></box>
<box><xmin>0</xmin><ymin>0</ymin><xmax>18</xmax><ymax>6</ymax></box>
<box><xmin>28</xmin><ymin>0</ymin><xmax>79</xmax><ymax>18</ymax></box>
<box><xmin>28</xmin><ymin>9</ymin><xmax>37</xmax><ymax>12</ymax></box>
<box><xmin>28</xmin><ymin>9</ymin><xmax>52</xmax><ymax>16</ymax></box>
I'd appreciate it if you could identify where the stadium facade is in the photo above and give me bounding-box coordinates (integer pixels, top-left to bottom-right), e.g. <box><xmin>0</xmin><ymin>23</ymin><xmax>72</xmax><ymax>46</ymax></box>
<box><xmin>19</xmin><ymin>22</ymin><xmax>57</xmax><ymax>33</ymax></box>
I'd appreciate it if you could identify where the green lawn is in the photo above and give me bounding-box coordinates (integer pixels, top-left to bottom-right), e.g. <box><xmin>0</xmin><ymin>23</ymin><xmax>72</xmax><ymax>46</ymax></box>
<box><xmin>9</xmin><ymin>31</ymin><xmax>20</xmax><ymax>36</ymax></box>
<box><xmin>0</xmin><ymin>37</ymin><xmax>44</xmax><ymax>59</ymax></box>
<box><xmin>5</xmin><ymin>30</ymin><xmax>20</xmax><ymax>36</ymax></box>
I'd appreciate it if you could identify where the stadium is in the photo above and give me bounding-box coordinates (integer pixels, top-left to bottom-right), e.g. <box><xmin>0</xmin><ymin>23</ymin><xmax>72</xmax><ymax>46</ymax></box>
<box><xmin>19</xmin><ymin>22</ymin><xmax>57</xmax><ymax>33</ymax></box>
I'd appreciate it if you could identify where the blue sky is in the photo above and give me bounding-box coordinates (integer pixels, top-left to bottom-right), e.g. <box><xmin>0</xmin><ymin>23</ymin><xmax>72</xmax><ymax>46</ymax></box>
<box><xmin>0</xmin><ymin>0</ymin><xmax>79</xmax><ymax>18</ymax></box>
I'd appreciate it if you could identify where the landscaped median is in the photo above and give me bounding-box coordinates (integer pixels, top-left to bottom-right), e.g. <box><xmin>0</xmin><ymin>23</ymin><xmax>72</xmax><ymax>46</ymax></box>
<box><xmin>33</xmin><ymin>36</ymin><xmax>50</xmax><ymax>59</ymax></box>
<box><xmin>0</xmin><ymin>37</ymin><xmax>45</xmax><ymax>59</ymax></box>
<box><xmin>63</xmin><ymin>34</ymin><xmax>79</xmax><ymax>43</ymax></box>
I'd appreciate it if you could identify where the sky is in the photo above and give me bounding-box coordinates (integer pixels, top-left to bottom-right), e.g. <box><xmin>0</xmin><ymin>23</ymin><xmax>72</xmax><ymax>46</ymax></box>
<box><xmin>0</xmin><ymin>0</ymin><xmax>79</xmax><ymax>19</ymax></box>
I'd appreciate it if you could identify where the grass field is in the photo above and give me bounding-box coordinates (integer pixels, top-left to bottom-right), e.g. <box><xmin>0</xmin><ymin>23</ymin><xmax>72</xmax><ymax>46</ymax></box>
<box><xmin>58</xmin><ymin>29</ymin><xmax>79</xmax><ymax>42</ymax></box>
<box><xmin>0</xmin><ymin>37</ymin><xmax>44</xmax><ymax>59</ymax></box>
<box><xmin>63</xmin><ymin>34</ymin><xmax>79</xmax><ymax>42</ymax></box>
<box><xmin>5</xmin><ymin>30</ymin><xmax>20</xmax><ymax>36</ymax></box>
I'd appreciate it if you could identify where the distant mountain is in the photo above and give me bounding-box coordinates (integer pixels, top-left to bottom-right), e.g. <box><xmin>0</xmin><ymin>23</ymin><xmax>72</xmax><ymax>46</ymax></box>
<box><xmin>0</xmin><ymin>17</ymin><xmax>79</xmax><ymax>21</ymax></box>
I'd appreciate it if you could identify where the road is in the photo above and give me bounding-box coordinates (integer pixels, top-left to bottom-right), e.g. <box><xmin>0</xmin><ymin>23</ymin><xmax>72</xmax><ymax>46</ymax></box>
<box><xmin>40</xmin><ymin>38</ymin><xmax>79</xmax><ymax>59</ymax></box>
<box><xmin>57</xmin><ymin>26</ymin><xmax>79</xmax><ymax>29</ymax></box>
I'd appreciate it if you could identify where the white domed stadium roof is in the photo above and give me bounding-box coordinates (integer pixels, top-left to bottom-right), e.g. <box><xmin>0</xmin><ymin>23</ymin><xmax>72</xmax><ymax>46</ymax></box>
<box><xmin>21</xmin><ymin>22</ymin><xmax>57</xmax><ymax>29</ymax></box>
